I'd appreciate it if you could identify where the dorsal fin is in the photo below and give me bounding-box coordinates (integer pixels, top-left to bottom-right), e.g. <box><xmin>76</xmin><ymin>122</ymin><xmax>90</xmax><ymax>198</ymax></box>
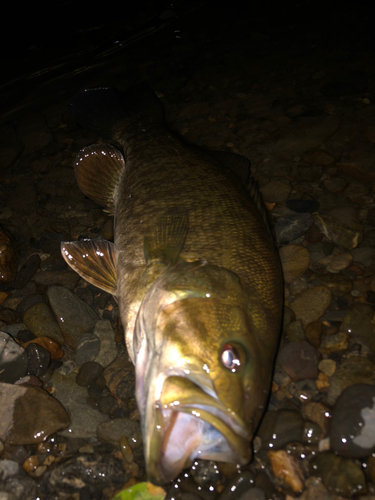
<box><xmin>144</xmin><ymin>211</ymin><xmax>189</xmax><ymax>265</ymax></box>
<box><xmin>74</xmin><ymin>144</ymin><xmax>125</xmax><ymax>213</ymax></box>
<box><xmin>61</xmin><ymin>239</ymin><xmax>117</xmax><ymax>295</ymax></box>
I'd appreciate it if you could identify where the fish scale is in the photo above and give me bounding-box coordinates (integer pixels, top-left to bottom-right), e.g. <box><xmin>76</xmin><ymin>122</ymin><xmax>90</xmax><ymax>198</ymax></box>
<box><xmin>62</xmin><ymin>84</ymin><xmax>283</xmax><ymax>485</ymax></box>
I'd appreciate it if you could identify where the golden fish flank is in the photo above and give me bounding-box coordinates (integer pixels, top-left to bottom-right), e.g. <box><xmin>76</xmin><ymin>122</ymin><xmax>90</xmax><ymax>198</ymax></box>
<box><xmin>61</xmin><ymin>85</ymin><xmax>283</xmax><ymax>485</ymax></box>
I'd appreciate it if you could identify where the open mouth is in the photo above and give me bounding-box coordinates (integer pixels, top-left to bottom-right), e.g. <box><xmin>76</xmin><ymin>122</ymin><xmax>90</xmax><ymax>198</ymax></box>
<box><xmin>144</xmin><ymin>376</ymin><xmax>251</xmax><ymax>485</ymax></box>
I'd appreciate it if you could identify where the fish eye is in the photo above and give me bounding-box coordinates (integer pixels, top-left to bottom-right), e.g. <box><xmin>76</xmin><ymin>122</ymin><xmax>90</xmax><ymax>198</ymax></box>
<box><xmin>221</xmin><ymin>343</ymin><xmax>243</xmax><ymax>372</ymax></box>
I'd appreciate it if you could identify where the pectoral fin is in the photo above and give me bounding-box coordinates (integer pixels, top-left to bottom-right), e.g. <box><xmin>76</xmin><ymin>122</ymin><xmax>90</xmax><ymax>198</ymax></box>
<box><xmin>144</xmin><ymin>211</ymin><xmax>189</xmax><ymax>265</ymax></box>
<box><xmin>61</xmin><ymin>239</ymin><xmax>117</xmax><ymax>295</ymax></box>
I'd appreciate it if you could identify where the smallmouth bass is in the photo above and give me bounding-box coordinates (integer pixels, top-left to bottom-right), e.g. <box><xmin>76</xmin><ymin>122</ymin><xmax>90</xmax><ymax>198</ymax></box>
<box><xmin>61</xmin><ymin>85</ymin><xmax>283</xmax><ymax>485</ymax></box>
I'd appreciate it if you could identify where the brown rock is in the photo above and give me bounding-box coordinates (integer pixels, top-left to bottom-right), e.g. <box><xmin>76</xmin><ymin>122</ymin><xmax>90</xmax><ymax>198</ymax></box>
<box><xmin>268</xmin><ymin>450</ymin><xmax>304</xmax><ymax>492</ymax></box>
<box><xmin>280</xmin><ymin>245</ymin><xmax>310</xmax><ymax>284</ymax></box>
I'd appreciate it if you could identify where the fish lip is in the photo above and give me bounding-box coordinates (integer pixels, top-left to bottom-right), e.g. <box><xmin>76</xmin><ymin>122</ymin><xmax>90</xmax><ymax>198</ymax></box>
<box><xmin>144</xmin><ymin>374</ymin><xmax>250</xmax><ymax>485</ymax></box>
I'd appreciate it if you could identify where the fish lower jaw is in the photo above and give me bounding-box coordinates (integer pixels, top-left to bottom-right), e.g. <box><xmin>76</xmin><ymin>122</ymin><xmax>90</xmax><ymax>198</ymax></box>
<box><xmin>146</xmin><ymin>408</ymin><xmax>250</xmax><ymax>485</ymax></box>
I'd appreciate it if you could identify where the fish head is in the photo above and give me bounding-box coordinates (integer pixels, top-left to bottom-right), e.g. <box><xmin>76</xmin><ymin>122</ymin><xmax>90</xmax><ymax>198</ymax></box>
<box><xmin>134</xmin><ymin>260</ymin><xmax>273</xmax><ymax>485</ymax></box>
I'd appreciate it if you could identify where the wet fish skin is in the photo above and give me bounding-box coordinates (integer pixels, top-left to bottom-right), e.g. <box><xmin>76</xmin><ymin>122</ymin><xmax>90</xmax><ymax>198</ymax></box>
<box><xmin>61</xmin><ymin>85</ymin><xmax>283</xmax><ymax>485</ymax></box>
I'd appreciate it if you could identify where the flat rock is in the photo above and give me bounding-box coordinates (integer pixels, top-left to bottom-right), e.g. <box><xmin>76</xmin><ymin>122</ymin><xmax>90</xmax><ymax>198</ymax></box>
<box><xmin>47</xmin><ymin>285</ymin><xmax>98</xmax><ymax>349</ymax></box>
<box><xmin>96</xmin><ymin>418</ymin><xmax>143</xmax><ymax>450</ymax></box>
<box><xmin>93</xmin><ymin>320</ymin><xmax>118</xmax><ymax>367</ymax></box>
<box><xmin>22</xmin><ymin>302</ymin><xmax>64</xmax><ymax>344</ymax></box>
<box><xmin>279</xmin><ymin>245</ymin><xmax>310</xmax><ymax>284</ymax></box>
<box><xmin>0</xmin><ymin>382</ymin><xmax>69</xmax><ymax>445</ymax></box>
<box><xmin>277</xmin><ymin>340</ymin><xmax>320</xmax><ymax>381</ymax></box>
<box><xmin>289</xmin><ymin>285</ymin><xmax>332</xmax><ymax>326</ymax></box>
<box><xmin>313</xmin><ymin>214</ymin><xmax>361</xmax><ymax>250</ymax></box>
<box><xmin>0</xmin><ymin>331</ymin><xmax>28</xmax><ymax>383</ymax></box>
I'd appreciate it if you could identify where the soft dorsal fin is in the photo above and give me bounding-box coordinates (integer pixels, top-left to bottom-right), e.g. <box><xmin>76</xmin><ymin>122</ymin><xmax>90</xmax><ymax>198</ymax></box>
<box><xmin>144</xmin><ymin>211</ymin><xmax>189</xmax><ymax>265</ymax></box>
<box><xmin>74</xmin><ymin>144</ymin><xmax>125</xmax><ymax>213</ymax></box>
<box><xmin>61</xmin><ymin>239</ymin><xmax>117</xmax><ymax>295</ymax></box>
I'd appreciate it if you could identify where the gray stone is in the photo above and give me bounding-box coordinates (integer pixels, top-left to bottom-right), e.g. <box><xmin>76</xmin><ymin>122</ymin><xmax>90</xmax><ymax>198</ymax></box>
<box><xmin>22</xmin><ymin>302</ymin><xmax>64</xmax><ymax>344</ymax></box>
<box><xmin>47</xmin><ymin>285</ymin><xmax>98</xmax><ymax>349</ymax></box>
<box><xmin>75</xmin><ymin>333</ymin><xmax>100</xmax><ymax>366</ymax></box>
<box><xmin>0</xmin><ymin>332</ymin><xmax>28</xmax><ymax>383</ymax></box>
<box><xmin>94</xmin><ymin>320</ymin><xmax>118</xmax><ymax>367</ymax></box>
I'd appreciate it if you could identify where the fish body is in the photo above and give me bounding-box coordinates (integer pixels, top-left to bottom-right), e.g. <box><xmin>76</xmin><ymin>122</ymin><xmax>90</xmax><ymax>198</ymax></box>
<box><xmin>62</xmin><ymin>86</ymin><xmax>283</xmax><ymax>484</ymax></box>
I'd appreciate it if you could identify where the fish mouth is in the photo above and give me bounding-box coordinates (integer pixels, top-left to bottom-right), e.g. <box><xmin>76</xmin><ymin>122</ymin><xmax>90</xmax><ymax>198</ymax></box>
<box><xmin>145</xmin><ymin>375</ymin><xmax>251</xmax><ymax>485</ymax></box>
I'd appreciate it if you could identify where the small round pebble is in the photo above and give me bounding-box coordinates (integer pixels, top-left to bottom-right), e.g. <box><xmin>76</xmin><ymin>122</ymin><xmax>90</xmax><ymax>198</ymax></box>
<box><xmin>76</xmin><ymin>361</ymin><xmax>104</xmax><ymax>387</ymax></box>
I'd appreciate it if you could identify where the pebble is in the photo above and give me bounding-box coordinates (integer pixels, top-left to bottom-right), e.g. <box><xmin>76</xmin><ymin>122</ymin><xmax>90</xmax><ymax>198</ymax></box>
<box><xmin>0</xmin><ymin>459</ymin><xmax>38</xmax><ymax>500</ymax></box>
<box><xmin>25</xmin><ymin>342</ymin><xmax>50</xmax><ymax>377</ymax></box>
<box><xmin>329</xmin><ymin>207</ymin><xmax>364</xmax><ymax>232</ymax></box>
<box><xmin>32</xmin><ymin>270</ymin><xmax>80</xmax><ymax>289</ymax></box>
<box><xmin>0</xmin><ymin>382</ymin><xmax>69</xmax><ymax>444</ymax></box>
<box><xmin>351</xmin><ymin>247</ymin><xmax>374</xmax><ymax>267</ymax></box>
<box><xmin>16</xmin><ymin>293</ymin><xmax>45</xmax><ymax>317</ymax></box>
<box><xmin>268</xmin><ymin>450</ymin><xmax>304</xmax><ymax>493</ymax></box>
<box><xmin>256</xmin><ymin>409</ymin><xmax>304</xmax><ymax>450</ymax></box>
<box><xmin>327</xmin><ymin>356</ymin><xmax>375</xmax><ymax>405</ymax></box>
<box><xmin>0</xmin><ymin>227</ymin><xmax>17</xmax><ymax>283</ymax></box>
<box><xmin>330</xmin><ymin>383</ymin><xmax>375</xmax><ymax>457</ymax></box>
<box><xmin>275</xmin><ymin>213</ymin><xmax>314</xmax><ymax>245</ymax></box>
<box><xmin>285</xmin><ymin>320</ymin><xmax>305</xmax><ymax>342</ymax></box>
<box><xmin>342</xmin><ymin>304</ymin><xmax>375</xmax><ymax>353</ymax></box>
<box><xmin>279</xmin><ymin>245</ymin><xmax>310</xmax><ymax>284</ymax></box>
<box><xmin>318</xmin><ymin>359</ymin><xmax>336</xmax><ymax>377</ymax></box>
<box><xmin>190</xmin><ymin>459</ymin><xmax>221</xmax><ymax>488</ymax></box>
<box><xmin>120</xmin><ymin>435</ymin><xmax>134</xmax><ymax>463</ymax></box>
<box><xmin>320</xmin><ymin>333</ymin><xmax>350</xmax><ymax>354</ymax></box>
<box><xmin>289</xmin><ymin>286</ymin><xmax>332</xmax><ymax>326</ymax></box>
<box><xmin>299</xmin><ymin>478</ymin><xmax>332</xmax><ymax>500</ymax></box>
<box><xmin>39</xmin><ymin>453</ymin><xmax>128</xmax><ymax>498</ymax></box>
<box><xmin>317</xmin><ymin>273</ymin><xmax>353</xmax><ymax>296</ymax></box>
<box><xmin>305</xmin><ymin>321</ymin><xmax>322</xmax><ymax>348</ymax></box>
<box><xmin>75</xmin><ymin>333</ymin><xmax>100</xmax><ymax>366</ymax></box>
<box><xmin>93</xmin><ymin>320</ymin><xmax>118</xmax><ymax>367</ymax></box>
<box><xmin>23</xmin><ymin>336</ymin><xmax>63</xmax><ymax>359</ymax></box>
<box><xmin>76</xmin><ymin>361</ymin><xmax>104</xmax><ymax>387</ymax></box>
<box><xmin>47</xmin><ymin>285</ymin><xmax>98</xmax><ymax>349</ymax></box>
<box><xmin>259</xmin><ymin>181</ymin><xmax>291</xmax><ymax>204</ymax></box>
<box><xmin>313</xmin><ymin>214</ymin><xmax>361</xmax><ymax>250</ymax></box>
<box><xmin>217</xmin><ymin>471</ymin><xmax>256</xmax><ymax>499</ymax></box>
<box><xmin>96</xmin><ymin>418</ymin><xmax>143</xmax><ymax>451</ymax></box>
<box><xmin>0</xmin><ymin>331</ymin><xmax>28</xmax><ymax>383</ymax></box>
<box><xmin>12</xmin><ymin>254</ymin><xmax>41</xmax><ymax>290</ymax></box>
<box><xmin>48</xmin><ymin>371</ymin><xmax>108</xmax><ymax>438</ymax></box>
<box><xmin>328</xmin><ymin>252</ymin><xmax>353</xmax><ymax>271</ymax></box>
<box><xmin>22</xmin><ymin>302</ymin><xmax>64</xmax><ymax>344</ymax></box>
<box><xmin>277</xmin><ymin>341</ymin><xmax>320</xmax><ymax>381</ymax></box>
<box><xmin>322</xmin><ymin>176</ymin><xmax>348</xmax><ymax>193</ymax></box>
<box><xmin>310</xmin><ymin>452</ymin><xmax>366</xmax><ymax>497</ymax></box>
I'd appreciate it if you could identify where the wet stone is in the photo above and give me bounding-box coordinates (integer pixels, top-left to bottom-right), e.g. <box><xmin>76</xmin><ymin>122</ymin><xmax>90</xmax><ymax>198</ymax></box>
<box><xmin>32</xmin><ymin>270</ymin><xmax>80</xmax><ymax>289</ymax></box>
<box><xmin>217</xmin><ymin>471</ymin><xmax>256</xmax><ymax>499</ymax></box>
<box><xmin>289</xmin><ymin>285</ymin><xmax>332</xmax><ymax>327</ymax></box>
<box><xmin>320</xmin><ymin>332</ymin><xmax>350</xmax><ymax>354</ymax></box>
<box><xmin>351</xmin><ymin>247</ymin><xmax>375</xmax><ymax>267</ymax></box>
<box><xmin>317</xmin><ymin>273</ymin><xmax>353</xmax><ymax>296</ymax></box>
<box><xmin>22</xmin><ymin>302</ymin><xmax>64</xmax><ymax>344</ymax></box>
<box><xmin>330</xmin><ymin>384</ymin><xmax>375</xmax><ymax>458</ymax></box>
<box><xmin>96</xmin><ymin>418</ymin><xmax>143</xmax><ymax>450</ymax></box>
<box><xmin>39</xmin><ymin>453</ymin><xmax>128</xmax><ymax>498</ymax></box>
<box><xmin>275</xmin><ymin>213</ymin><xmax>314</xmax><ymax>245</ymax></box>
<box><xmin>0</xmin><ymin>227</ymin><xmax>17</xmax><ymax>283</ymax></box>
<box><xmin>342</xmin><ymin>304</ymin><xmax>375</xmax><ymax>352</ymax></box>
<box><xmin>93</xmin><ymin>320</ymin><xmax>118</xmax><ymax>367</ymax></box>
<box><xmin>257</xmin><ymin>409</ymin><xmax>304</xmax><ymax>450</ymax></box>
<box><xmin>328</xmin><ymin>252</ymin><xmax>353</xmax><ymax>271</ymax></box>
<box><xmin>25</xmin><ymin>342</ymin><xmax>50</xmax><ymax>377</ymax></box>
<box><xmin>76</xmin><ymin>361</ymin><xmax>104</xmax><ymax>387</ymax></box>
<box><xmin>285</xmin><ymin>320</ymin><xmax>305</xmax><ymax>341</ymax></box>
<box><xmin>24</xmin><ymin>336</ymin><xmax>63</xmax><ymax>359</ymax></box>
<box><xmin>327</xmin><ymin>356</ymin><xmax>375</xmax><ymax>405</ymax></box>
<box><xmin>310</xmin><ymin>452</ymin><xmax>367</xmax><ymax>497</ymax></box>
<box><xmin>318</xmin><ymin>359</ymin><xmax>336</xmax><ymax>377</ymax></box>
<box><xmin>268</xmin><ymin>449</ymin><xmax>304</xmax><ymax>493</ymax></box>
<box><xmin>39</xmin><ymin>253</ymin><xmax>67</xmax><ymax>272</ymax></box>
<box><xmin>305</xmin><ymin>321</ymin><xmax>322</xmax><ymax>348</ymax></box>
<box><xmin>16</xmin><ymin>293</ymin><xmax>44</xmax><ymax>317</ymax></box>
<box><xmin>190</xmin><ymin>460</ymin><xmax>221</xmax><ymax>488</ymax></box>
<box><xmin>279</xmin><ymin>245</ymin><xmax>310</xmax><ymax>284</ymax></box>
<box><xmin>47</xmin><ymin>285</ymin><xmax>98</xmax><ymax>349</ymax></box>
<box><xmin>322</xmin><ymin>176</ymin><xmax>348</xmax><ymax>193</ymax></box>
<box><xmin>75</xmin><ymin>333</ymin><xmax>100</xmax><ymax>366</ymax></box>
<box><xmin>0</xmin><ymin>459</ymin><xmax>38</xmax><ymax>500</ymax></box>
<box><xmin>289</xmin><ymin>378</ymin><xmax>321</xmax><ymax>403</ymax></box>
<box><xmin>0</xmin><ymin>382</ymin><xmax>69</xmax><ymax>445</ymax></box>
<box><xmin>0</xmin><ymin>331</ymin><xmax>28</xmax><ymax>383</ymax></box>
<box><xmin>277</xmin><ymin>341</ymin><xmax>320</xmax><ymax>381</ymax></box>
<box><xmin>301</xmin><ymin>402</ymin><xmax>331</xmax><ymax>434</ymax></box>
<box><xmin>313</xmin><ymin>214</ymin><xmax>361</xmax><ymax>250</ymax></box>
<box><xmin>361</xmin><ymin>229</ymin><xmax>375</xmax><ymax>247</ymax></box>
<box><xmin>48</xmin><ymin>371</ymin><xmax>108</xmax><ymax>438</ymax></box>
<box><xmin>299</xmin><ymin>479</ymin><xmax>332</xmax><ymax>500</ymax></box>
<box><xmin>12</xmin><ymin>254</ymin><xmax>41</xmax><ymax>290</ymax></box>
<box><xmin>302</xmin><ymin>420</ymin><xmax>322</xmax><ymax>444</ymax></box>
<box><xmin>259</xmin><ymin>180</ymin><xmax>291</xmax><ymax>204</ymax></box>
<box><xmin>329</xmin><ymin>206</ymin><xmax>364</xmax><ymax>232</ymax></box>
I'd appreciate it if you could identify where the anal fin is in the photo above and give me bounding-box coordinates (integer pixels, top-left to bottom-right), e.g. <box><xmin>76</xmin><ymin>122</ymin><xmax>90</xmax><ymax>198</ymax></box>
<box><xmin>61</xmin><ymin>239</ymin><xmax>117</xmax><ymax>295</ymax></box>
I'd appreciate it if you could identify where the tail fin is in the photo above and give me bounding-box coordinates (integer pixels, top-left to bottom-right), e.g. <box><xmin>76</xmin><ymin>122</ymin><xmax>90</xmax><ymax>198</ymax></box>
<box><xmin>68</xmin><ymin>84</ymin><xmax>164</xmax><ymax>137</ymax></box>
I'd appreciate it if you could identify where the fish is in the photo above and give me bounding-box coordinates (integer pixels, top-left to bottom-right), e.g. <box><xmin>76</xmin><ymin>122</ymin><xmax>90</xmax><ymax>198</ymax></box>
<box><xmin>61</xmin><ymin>85</ymin><xmax>283</xmax><ymax>485</ymax></box>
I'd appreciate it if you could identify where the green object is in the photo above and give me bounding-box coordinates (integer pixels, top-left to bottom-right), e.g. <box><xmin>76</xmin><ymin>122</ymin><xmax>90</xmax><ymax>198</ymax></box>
<box><xmin>111</xmin><ymin>482</ymin><xmax>166</xmax><ymax>500</ymax></box>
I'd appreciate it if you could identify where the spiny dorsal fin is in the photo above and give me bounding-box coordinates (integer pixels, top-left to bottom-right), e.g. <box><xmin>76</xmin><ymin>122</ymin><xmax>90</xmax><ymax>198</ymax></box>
<box><xmin>144</xmin><ymin>211</ymin><xmax>189</xmax><ymax>265</ymax></box>
<box><xmin>61</xmin><ymin>239</ymin><xmax>117</xmax><ymax>295</ymax></box>
<box><xmin>74</xmin><ymin>144</ymin><xmax>125</xmax><ymax>213</ymax></box>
